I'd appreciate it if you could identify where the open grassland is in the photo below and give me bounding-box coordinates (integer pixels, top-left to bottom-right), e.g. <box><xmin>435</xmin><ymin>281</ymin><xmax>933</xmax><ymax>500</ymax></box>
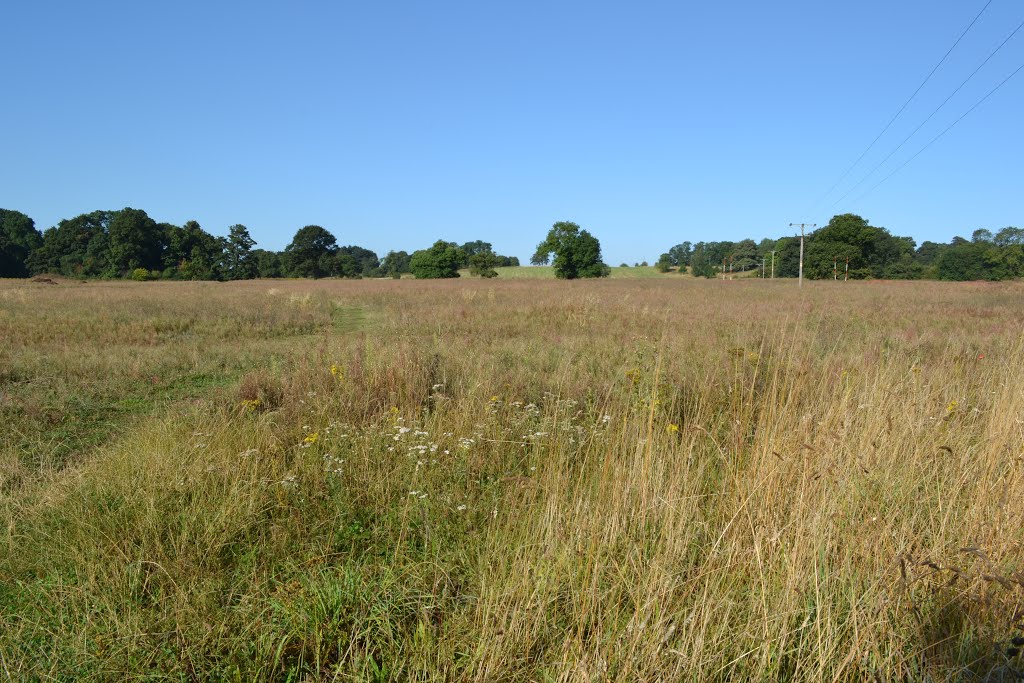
<box><xmin>2</xmin><ymin>277</ymin><xmax>1023</xmax><ymax>681</ymax></box>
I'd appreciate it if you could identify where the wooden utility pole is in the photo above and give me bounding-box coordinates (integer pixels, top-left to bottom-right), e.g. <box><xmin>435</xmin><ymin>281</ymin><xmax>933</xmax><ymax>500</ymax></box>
<box><xmin>845</xmin><ymin>258</ymin><xmax>849</xmax><ymax>281</ymax></box>
<box><xmin>834</xmin><ymin>258</ymin><xmax>837</xmax><ymax>281</ymax></box>
<box><xmin>770</xmin><ymin>250</ymin><xmax>776</xmax><ymax>279</ymax></box>
<box><xmin>789</xmin><ymin>223</ymin><xmax>816</xmax><ymax>287</ymax></box>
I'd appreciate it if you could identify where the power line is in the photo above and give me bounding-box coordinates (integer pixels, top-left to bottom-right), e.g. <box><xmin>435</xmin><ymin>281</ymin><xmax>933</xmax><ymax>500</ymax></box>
<box><xmin>852</xmin><ymin>59</ymin><xmax>1024</xmax><ymax>204</ymax></box>
<box><xmin>831</xmin><ymin>14</ymin><xmax>1024</xmax><ymax>207</ymax></box>
<box><xmin>812</xmin><ymin>0</ymin><xmax>993</xmax><ymax>206</ymax></box>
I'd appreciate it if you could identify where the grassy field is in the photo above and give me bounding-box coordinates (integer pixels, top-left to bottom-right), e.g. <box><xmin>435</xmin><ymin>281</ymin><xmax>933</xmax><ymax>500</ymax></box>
<box><xmin>2</xmin><ymin>276</ymin><xmax>1023</xmax><ymax>681</ymax></box>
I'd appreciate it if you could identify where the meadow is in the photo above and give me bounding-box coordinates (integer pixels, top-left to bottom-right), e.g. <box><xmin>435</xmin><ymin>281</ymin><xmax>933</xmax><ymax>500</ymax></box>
<box><xmin>1</xmin><ymin>276</ymin><xmax>1023</xmax><ymax>681</ymax></box>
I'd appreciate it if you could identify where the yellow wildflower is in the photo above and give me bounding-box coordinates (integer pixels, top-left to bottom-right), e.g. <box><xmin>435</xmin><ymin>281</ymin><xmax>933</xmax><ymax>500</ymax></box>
<box><xmin>241</xmin><ymin>398</ymin><xmax>262</xmax><ymax>412</ymax></box>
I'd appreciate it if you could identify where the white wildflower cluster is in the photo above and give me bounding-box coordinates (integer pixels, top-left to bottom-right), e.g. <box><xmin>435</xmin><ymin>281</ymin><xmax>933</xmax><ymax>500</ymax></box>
<box><xmin>323</xmin><ymin>420</ymin><xmax>348</xmax><ymax>439</ymax></box>
<box><xmin>509</xmin><ymin>401</ymin><xmax>541</xmax><ymax>416</ymax></box>
<box><xmin>323</xmin><ymin>453</ymin><xmax>344</xmax><ymax>475</ymax></box>
<box><xmin>498</xmin><ymin>393</ymin><xmax>611</xmax><ymax>449</ymax></box>
<box><xmin>391</xmin><ymin>423</ymin><xmax>449</xmax><ymax>462</ymax></box>
<box><xmin>430</xmin><ymin>383</ymin><xmax>447</xmax><ymax>398</ymax></box>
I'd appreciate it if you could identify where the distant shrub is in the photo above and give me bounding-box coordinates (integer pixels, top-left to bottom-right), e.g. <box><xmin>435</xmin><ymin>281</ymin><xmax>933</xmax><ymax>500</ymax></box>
<box><xmin>131</xmin><ymin>268</ymin><xmax>156</xmax><ymax>282</ymax></box>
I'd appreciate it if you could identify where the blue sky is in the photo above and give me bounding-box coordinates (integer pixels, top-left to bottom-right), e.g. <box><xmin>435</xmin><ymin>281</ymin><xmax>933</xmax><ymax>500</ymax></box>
<box><xmin>2</xmin><ymin>1</ymin><xmax>1022</xmax><ymax>263</ymax></box>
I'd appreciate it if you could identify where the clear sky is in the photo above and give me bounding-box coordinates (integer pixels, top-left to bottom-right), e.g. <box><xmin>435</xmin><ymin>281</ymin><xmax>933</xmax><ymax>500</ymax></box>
<box><xmin>2</xmin><ymin>1</ymin><xmax>1022</xmax><ymax>263</ymax></box>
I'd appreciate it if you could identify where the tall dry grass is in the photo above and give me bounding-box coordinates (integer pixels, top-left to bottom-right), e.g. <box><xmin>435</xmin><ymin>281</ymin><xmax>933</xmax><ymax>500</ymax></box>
<box><xmin>1</xmin><ymin>277</ymin><xmax>1023</xmax><ymax>680</ymax></box>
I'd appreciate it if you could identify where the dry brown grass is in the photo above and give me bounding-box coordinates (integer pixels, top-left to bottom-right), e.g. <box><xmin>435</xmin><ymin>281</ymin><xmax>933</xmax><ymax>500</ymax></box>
<box><xmin>1</xmin><ymin>277</ymin><xmax>1023</xmax><ymax>681</ymax></box>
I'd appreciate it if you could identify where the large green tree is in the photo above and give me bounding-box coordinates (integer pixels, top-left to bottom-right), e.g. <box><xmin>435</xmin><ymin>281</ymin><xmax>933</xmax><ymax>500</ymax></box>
<box><xmin>689</xmin><ymin>243</ymin><xmax>718</xmax><ymax>278</ymax></box>
<box><xmin>667</xmin><ymin>242</ymin><xmax>692</xmax><ymax>267</ymax></box>
<box><xmin>28</xmin><ymin>210</ymin><xmax>115</xmax><ymax>277</ymax></box>
<box><xmin>459</xmin><ymin>240</ymin><xmax>492</xmax><ymax>268</ymax></box>
<box><xmin>469</xmin><ymin>248</ymin><xmax>499</xmax><ymax>278</ymax></box>
<box><xmin>283</xmin><ymin>225</ymin><xmax>338</xmax><ymax>278</ymax></box>
<box><xmin>379</xmin><ymin>250</ymin><xmax>412</xmax><ymax>278</ymax></box>
<box><xmin>802</xmin><ymin>214</ymin><xmax>914</xmax><ymax>279</ymax></box>
<box><xmin>0</xmin><ymin>209</ymin><xmax>43</xmax><ymax>278</ymax></box>
<box><xmin>768</xmin><ymin>214</ymin><xmax>915</xmax><ymax>280</ymax></box>
<box><xmin>936</xmin><ymin>240</ymin><xmax>991</xmax><ymax>281</ymax></box>
<box><xmin>337</xmin><ymin>245</ymin><xmax>379</xmax><ymax>276</ymax></box>
<box><xmin>164</xmin><ymin>220</ymin><xmax>225</xmax><ymax>280</ymax></box>
<box><xmin>994</xmin><ymin>226</ymin><xmax>1024</xmax><ymax>247</ymax></box>
<box><xmin>253</xmin><ymin>249</ymin><xmax>283</xmax><ymax>278</ymax></box>
<box><xmin>108</xmin><ymin>207</ymin><xmax>163</xmax><ymax>273</ymax></box>
<box><xmin>730</xmin><ymin>239</ymin><xmax>759</xmax><ymax>272</ymax></box>
<box><xmin>410</xmin><ymin>241</ymin><xmax>465</xmax><ymax>279</ymax></box>
<box><xmin>532</xmin><ymin>221</ymin><xmax>610</xmax><ymax>279</ymax></box>
<box><xmin>224</xmin><ymin>224</ymin><xmax>257</xmax><ymax>280</ymax></box>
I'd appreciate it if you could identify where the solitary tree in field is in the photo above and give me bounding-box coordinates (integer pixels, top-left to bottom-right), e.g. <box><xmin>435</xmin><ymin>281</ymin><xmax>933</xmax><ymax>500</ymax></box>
<box><xmin>532</xmin><ymin>221</ymin><xmax>610</xmax><ymax>279</ymax></box>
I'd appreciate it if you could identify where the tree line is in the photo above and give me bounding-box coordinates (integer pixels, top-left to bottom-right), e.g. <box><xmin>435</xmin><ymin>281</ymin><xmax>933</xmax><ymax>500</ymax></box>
<box><xmin>654</xmin><ymin>214</ymin><xmax>1024</xmax><ymax>281</ymax></box>
<box><xmin>0</xmin><ymin>208</ymin><xmax>522</xmax><ymax>281</ymax></box>
<box><xmin>4</xmin><ymin>208</ymin><xmax>1019</xmax><ymax>283</ymax></box>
